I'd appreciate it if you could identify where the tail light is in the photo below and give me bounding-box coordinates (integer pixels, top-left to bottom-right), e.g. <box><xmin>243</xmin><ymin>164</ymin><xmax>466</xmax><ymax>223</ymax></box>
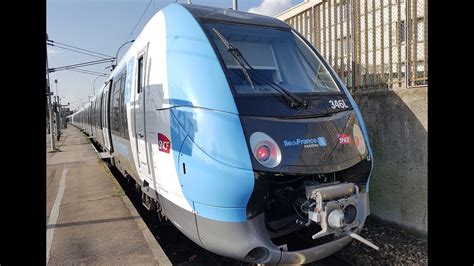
<box><xmin>249</xmin><ymin>132</ymin><xmax>282</xmax><ymax>168</ymax></box>
<box><xmin>353</xmin><ymin>124</ymin><xmax>366</xmax><ymax>155</ymax></box>
<box><xmin>256</xmin><ymin>145</ymin><xmax>271</xmax><ymax>162</ymax></box>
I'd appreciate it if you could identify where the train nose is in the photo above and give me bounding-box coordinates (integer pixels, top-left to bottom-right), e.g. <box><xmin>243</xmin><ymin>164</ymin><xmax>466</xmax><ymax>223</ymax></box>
<box><xmin>194</xmin><ymin>187</ymin><xmax>372</xmax><ymax>264</ymax></box>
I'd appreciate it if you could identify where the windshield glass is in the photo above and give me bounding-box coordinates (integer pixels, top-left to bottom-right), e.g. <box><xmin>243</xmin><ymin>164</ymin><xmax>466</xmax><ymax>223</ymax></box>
<box><xmin>206</xmin><ymin>22</ymin><xmax>340</xmax><ymax>94</ymax></box>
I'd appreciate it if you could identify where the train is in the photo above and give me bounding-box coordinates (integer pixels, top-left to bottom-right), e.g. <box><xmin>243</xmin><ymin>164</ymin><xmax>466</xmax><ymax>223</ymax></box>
<box><xmin>69</xmin><ymin>3</ymin><xmax>375</xmax><ymax>264</ymax></box>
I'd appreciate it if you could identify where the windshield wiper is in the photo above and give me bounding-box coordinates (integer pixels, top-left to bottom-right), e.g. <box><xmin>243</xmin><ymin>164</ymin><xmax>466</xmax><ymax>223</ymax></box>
<box><xmin>212</xmin><ymin>28</ymin><xmax>307</xmax><ymax>109</ymax></box>
<box><xmin>212</xmin><ymin>28</ymin><xmax>256</xmax><ymax>92</ymax></box>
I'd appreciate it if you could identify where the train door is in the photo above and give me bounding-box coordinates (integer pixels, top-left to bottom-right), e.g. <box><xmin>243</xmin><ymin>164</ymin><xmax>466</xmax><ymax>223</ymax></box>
<box><xmin>134</xmin><ymin>47</ymin><xmax>152</xmax><ymax>183</ymax></box>
<box><xmin>94</xmin><ymin>99</ymin><xmax>99</xmax><ymax>140</ymax></box>
<box><xmin>88</xmin><ymin>106</ymin><xmax>93</xmax><ymax>136</ymax></box>
<box><xmin>102</xmin><ymin>81</ymin><xmax>113</xmax><ymax>152</ymax></box>
<box><xmin>92</xmin><ymin>99</ymin><xmax>97</xmax><ymax>139</ymax></box>
<box><xmin>97</xmin><ymin>92</ymin><xmax>105</xmax><ymax>147</ymax></box>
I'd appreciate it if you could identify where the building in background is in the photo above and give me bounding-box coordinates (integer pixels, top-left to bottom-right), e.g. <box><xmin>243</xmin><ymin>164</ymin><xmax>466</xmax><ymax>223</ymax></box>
<box><xmin>277</xmin><ymin>0</ymin><xmax>427</xmax><ymax>91</ymax></box>
<box><xmin>277</xmin><ymin>0</ymin><xmax>428</xmax><ymax>237</ymax></box>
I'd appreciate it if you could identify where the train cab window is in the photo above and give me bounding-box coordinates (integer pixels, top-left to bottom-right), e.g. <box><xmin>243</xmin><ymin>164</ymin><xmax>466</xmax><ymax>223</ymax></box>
<box><xmin>137</xmin><ymin>57</ymin><xmax>144</xmax><ymax>93</ymax></box>
<box><xmin>216</xmin><ymin>42</ymin><xmax>283</xmax><ymax>93</ymax></box>
<box><xmin>206</xmin><ymin>22</ymin><xmax>340</xmax><ymax>95</ymax></box>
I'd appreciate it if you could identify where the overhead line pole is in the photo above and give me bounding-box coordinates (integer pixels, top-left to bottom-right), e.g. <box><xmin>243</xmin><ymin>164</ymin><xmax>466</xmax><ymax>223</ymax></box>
<box><xmin>46</xmin><ymin>34</ymin><xmax>56</xmax><ymax>151</ymax></box>
<box><xmin>112</xmin><ymin>40</ymin><xmax>135</xmax><ymax>70</ymax></box>
<box><xmin>56</xmin><ymin>95</ymin><xmax>61</xmax><ymax>139</ymax></box>
<box><xmin>55</xmin><ymin>80</ymin><xmax>62</xmax><ymax>137</ymax></box>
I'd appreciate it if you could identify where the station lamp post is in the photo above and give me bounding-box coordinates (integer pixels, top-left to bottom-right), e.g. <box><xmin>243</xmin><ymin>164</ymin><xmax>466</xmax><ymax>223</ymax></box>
<box><xmin>112</xmin><ymin>40</ymin><xmax>135</xmax><ymax>70</ymax></box>
<box><xmin>54</xmin><ymin>79</ymin><xmax>59</xmax><ymax>96</ymax></box>
<box><xmin>93</xmin><ymin>75</ymin><xmax>107</xmax><ymax>95</ymax></box>
<box><xmin>53</xmin><ymin>79</ymin><xmax>63</xmax><ymax>138</ymax></box>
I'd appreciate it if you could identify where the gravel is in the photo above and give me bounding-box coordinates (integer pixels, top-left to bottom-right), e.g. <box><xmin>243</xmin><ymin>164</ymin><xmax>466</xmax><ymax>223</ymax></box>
<box><xmin>330</xmin><ymin>217</ymin><xmax>428</xmax><ymax>265</ymax></box>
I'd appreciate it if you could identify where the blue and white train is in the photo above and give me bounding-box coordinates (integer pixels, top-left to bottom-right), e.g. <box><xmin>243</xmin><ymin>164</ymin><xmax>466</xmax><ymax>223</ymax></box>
<box><xmin>69</xmin><ymin>4</ymin><xmax>375</xmax><ymax>264</ymax></box>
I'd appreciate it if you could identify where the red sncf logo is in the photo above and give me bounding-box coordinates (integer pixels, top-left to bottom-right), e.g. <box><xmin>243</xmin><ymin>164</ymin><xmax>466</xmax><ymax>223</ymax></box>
<box><xmin>158</xmin><ymin>133</ymin><xmax>171</xmax><ymax>153</ymax></box>
<box><xmin>337</xmin><ymin>133</ymin><xmax>352</xmax><ymax>145</ymax></box>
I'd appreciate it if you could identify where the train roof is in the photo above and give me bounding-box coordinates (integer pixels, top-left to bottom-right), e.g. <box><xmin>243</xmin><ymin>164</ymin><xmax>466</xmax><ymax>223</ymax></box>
<box><xmin>181</xmin><ymin>4</ymin><xmax>291</xmax><ymax>29</ymax></box>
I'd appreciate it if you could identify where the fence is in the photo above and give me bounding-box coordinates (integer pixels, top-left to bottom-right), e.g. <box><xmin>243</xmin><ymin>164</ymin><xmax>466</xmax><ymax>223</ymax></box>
<box><xmin>281</xmin><ymin>0</ymin><xmax>427</xmax><ymax>92</ymax></box>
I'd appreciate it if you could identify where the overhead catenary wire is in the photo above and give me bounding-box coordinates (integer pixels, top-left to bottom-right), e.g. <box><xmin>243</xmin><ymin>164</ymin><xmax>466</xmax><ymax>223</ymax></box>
<box><xmin>68</xmin><ymin>68</ymin><xmax>108</xmax><ymax>76</ymax></box>
<box><xmin>47</xmin><ymin>43</ymin><xmax>111</xmax><ymax>59</ymax></box>
<box><xmin>49</xmin><ymin>58</ymin><xmax>114</xmax><ymax>72</ymax></box>
<box><xmin>66</xmin><ymin>69</ymin><xmax>109</xmax><ymax>76</ymax></box>
<box><xmin>47</xmin><ymin>39</ymin><xmax>113</xmax><ymax>58</ymax></box>
<box><xmin>124</xmin><ymin>0</ymin><xmax>153</xmax><ymax>43</ymax></box>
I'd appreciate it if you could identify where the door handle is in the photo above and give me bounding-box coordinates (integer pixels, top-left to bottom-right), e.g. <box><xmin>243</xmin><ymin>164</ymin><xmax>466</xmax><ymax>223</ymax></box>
<box><xmin>138</xmin><ymin>133</ymin><xmax>144</xmax><ymax>138</ymax></box>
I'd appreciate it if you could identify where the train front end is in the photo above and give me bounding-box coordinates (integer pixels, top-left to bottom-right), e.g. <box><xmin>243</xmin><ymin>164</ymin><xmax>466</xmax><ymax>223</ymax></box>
<box><xmin>163</xmin><ymin>4</ymin><xmax>374</xmax><ymax>264</ymax></box>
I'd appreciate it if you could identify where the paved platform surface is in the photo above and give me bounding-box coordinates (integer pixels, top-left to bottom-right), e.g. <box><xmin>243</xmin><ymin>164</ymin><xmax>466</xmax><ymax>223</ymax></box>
<box><xmin>46</xmin><ymin>127</ymin><xmax>171</xmax><ymax>265</ymax></box>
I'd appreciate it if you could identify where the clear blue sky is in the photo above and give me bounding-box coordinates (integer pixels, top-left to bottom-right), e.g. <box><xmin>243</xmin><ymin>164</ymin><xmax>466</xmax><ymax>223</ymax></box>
<box><xmin>47</xmin><ymin>0</ymin><xmax>304</xmax><ymax>111</ymax></box>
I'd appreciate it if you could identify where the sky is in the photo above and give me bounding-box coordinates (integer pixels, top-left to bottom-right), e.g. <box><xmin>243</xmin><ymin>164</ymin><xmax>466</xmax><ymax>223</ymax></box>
<box><xmin>47</xmin><ymin>0</ymin><xmax>304</xmax><ymax>111</ymax></box>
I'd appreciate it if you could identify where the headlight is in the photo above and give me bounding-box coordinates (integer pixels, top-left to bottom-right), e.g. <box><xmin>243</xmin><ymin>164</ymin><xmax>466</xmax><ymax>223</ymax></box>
<box><xmin>353</xmin><ymin>124</ymin><xmax>366</xmax><ymax>155</ymax></box>
<box><xmin>249</xmin><ymin>132</ymin><xmax>282</xmax><ymax>168</ymax></box>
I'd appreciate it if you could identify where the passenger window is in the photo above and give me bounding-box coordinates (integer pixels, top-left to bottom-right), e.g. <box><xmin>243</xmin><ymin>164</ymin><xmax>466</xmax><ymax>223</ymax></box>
<box><xmin>120</xmin><ymin>72</ymin><xmax>129</xmax><ymax>140</ymax></box>
<box><xmin>137</xmin><ymin>57</ymin><xmax>144</xmax><ymax>93</ymax></box>
<box><xmin>110</xmin><ymin>68</ymin><xmax>129</xmax><ymax>139</ymax></box>
<box><xmin>112</xmin><ymin>79</ymin><xmax>121</xmax><ymax>134</ymax></box>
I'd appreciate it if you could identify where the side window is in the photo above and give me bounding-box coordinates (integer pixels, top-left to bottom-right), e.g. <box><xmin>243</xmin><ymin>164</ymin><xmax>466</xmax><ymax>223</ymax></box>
<box><xmin>104</xmin><ymin>83</ymin><xmax>110</xmax><ymax>126</ymax></box>
<box><xmin>120</xmin><ymin>72</ymin><xmax>129</xmax><ymax>139</ymax></box>
<box><xmin>99</xmin><ymin>93</ymin><xmax>103</xmax><ymax>127</ymax></box>
<box><xmin>108</xmin><ymin>81</ymin><xmax>112</xmax><ymax>130</ymax></box>
<box><xmin>96</xmin><ymin>101</ymin><xmax>99</xmax><ymax>126</ymax></box>
<box><xmin>112</xmin><ymin>77</ymin><xmax>121</xmax><ymax>135</ymax></box>
<box><xmin>137</xmin><ymin>57</ymin><xmax>144</xmax><ymax>93</ymax></box>
<box><xmin>110</xmin><ymin>68</ymin><xmax>129</xmax><ymax>139</ymax></box>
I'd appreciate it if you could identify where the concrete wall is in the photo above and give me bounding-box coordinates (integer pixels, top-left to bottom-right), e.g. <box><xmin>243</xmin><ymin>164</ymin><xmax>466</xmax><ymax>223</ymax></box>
<box><xmin>353</xmin><ymin>86</ymin><xmax>427</xmax><ymax>237</ymax></box>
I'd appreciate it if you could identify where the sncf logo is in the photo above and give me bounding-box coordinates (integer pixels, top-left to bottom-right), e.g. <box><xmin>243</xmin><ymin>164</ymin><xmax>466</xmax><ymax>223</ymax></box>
<box><xmin>337</xmin><ymin>133</ymin><xmax>352</xmax><ymax>145</ymax></box>
<box><xmin>158</xmin><ymin>133</ymin><xmax>171</xmax><ymax>153</ymax></box>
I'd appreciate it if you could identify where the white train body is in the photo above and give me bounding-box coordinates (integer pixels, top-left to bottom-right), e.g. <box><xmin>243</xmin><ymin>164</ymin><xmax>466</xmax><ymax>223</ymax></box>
<box><xmin>69</xmin><ymin>4</ymin><xmax>374</xmax><ymax>264</ymax></box>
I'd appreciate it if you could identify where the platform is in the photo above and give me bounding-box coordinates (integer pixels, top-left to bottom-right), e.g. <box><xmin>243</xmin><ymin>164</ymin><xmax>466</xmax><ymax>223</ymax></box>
<box><xmin>46</xmin><ymin>127</ymin><xmax>171</xmax><ymax>265</ymax></box>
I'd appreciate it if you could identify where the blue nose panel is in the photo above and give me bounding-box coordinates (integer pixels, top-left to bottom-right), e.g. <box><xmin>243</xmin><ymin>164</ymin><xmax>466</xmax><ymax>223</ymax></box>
<box><xmin>179</xmin><ymin>136</ymin><xmax>254</xmax><ymax>222</ymax></box>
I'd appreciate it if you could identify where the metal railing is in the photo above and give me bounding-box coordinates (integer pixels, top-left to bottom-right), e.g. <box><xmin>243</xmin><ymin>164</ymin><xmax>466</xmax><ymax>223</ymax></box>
<box><xmin>283</xmin><ymin>0</ymin><xmax>427</xmax><ymax>92</ymax></box>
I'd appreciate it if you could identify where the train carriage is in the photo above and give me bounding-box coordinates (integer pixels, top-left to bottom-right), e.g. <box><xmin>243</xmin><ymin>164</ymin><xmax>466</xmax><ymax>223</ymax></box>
<box><xmin>68</xmin><ymin>4</ymin><xmax>374</xmax><ymax>264</ymax></box>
